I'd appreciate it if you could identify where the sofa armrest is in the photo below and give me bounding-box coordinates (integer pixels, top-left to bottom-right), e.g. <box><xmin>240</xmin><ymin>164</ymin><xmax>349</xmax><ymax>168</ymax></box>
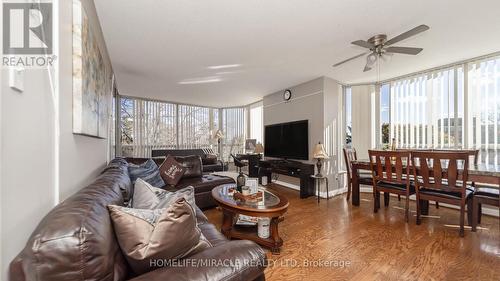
<box><xmin>129</xmin><ymin>240</ymin><xmax>266</xmax><ymax>281</ymax></box>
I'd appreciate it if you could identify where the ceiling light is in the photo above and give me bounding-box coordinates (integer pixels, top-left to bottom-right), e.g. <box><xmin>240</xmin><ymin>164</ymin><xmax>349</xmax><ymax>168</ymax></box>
<box><xmin>178</xmin><ymin>76</ymin><xmax>222</xmax><ymax>85</ymax></box>
<box><xmin>207</xmin><ymin>64</ymin><xmax>241</xmax><ymax>70</ymax></box>
<box><xmin>215</xmin><ymin>70</ymin><xmax>242</xmax><ymax>75</ymax></box>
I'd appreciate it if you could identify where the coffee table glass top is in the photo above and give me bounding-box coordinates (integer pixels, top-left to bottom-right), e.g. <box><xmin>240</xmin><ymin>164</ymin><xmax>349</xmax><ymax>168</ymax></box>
<box><xmin>215</xmin><ymin>184</ymin><xmax>281</xmax><ymax>210</ymax></box>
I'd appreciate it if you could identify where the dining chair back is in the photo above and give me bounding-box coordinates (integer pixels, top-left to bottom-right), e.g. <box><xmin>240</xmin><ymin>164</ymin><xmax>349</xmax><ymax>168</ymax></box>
<box><xmin>368</xmin><ymin>150</ymin><xmax>413</xmax><ymax>221</ymax></box>
<box><xmin>369</xmin><ymin>150</ymin><xmax>411</xmax><ymax>185</ymax></box>
<box><xmin>411</xmin><ymin>151</ymin><xmax>472</xmax><ymax>236</ymax></box>
<box><xmin>231</xmin><ymin>153</ymin><xmax>248</xmax><ymax>173</ymax></box>
<box><xmin>343</xmin><ymin>147</ymin><xmax>363</xmax><ymax>201</ymax></box>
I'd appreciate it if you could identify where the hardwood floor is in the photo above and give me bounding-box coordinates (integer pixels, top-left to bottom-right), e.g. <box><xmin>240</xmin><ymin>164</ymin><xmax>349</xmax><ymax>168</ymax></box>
<box><xmin>203</xmin><ymin>183</ymin><xmax>500</xmax><ymax>281</ymax></box>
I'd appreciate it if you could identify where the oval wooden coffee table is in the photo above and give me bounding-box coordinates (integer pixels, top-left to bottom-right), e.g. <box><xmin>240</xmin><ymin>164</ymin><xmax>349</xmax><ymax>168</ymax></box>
<box><xmin>212</xmin><ymin>184</ymin><xmax>289</xmax><ymax>254</ymax></box>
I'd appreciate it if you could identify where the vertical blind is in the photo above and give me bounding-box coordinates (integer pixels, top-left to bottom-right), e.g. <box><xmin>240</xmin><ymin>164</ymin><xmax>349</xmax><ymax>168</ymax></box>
<box><xmin>221</xmin><ymin>107</ymin><xmax>246</xmax><ymax>161</ymax></box>
<box><xmin>120</xmin><ymin>97</ymin><xmax>177</xmax><ymax>157</ymax></box>
<box><xmin>118</xmin><ymin>96</ymin><xmax>245</xmax><ymax>158</ymax></box>
<box><xmin>378</xmin><ymin>54</ymin><xmax>500</xmax><ymax>164</ymax></box>
<box><xmin>178</xmin><ymin>105</ymin><xmax>218</xmax><ymax>149</ymax></box>
<box><xmin>468</xmin><ymin>57</ymin><xmax>500</xmax><ymax>164</ymax></box>
<box><xmin>390</xmin><ymin>67</ymin><xmax>464</xmax><ymax>149</ymax></box>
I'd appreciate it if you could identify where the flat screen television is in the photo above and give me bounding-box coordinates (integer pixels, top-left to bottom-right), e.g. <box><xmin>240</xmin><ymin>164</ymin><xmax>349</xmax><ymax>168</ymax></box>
<box><xmin>264</xmin><ymin>120</ymin><xmax>309</xmax><ymax>160</ymax></box>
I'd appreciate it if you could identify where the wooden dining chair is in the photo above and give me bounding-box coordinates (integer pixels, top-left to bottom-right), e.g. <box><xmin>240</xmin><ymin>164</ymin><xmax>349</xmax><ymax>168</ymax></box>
<box><xmin>343</xmin><ymin>147</ymin><xmax>372</xmax><ymax>201</ymax></box>
<box><xmin>368</xmin><ymin>150</ymin><xmax>414</xmax><ymax>222</ymax></box>
<box><xmin>411</xmin><ymin>151</ymin><xmax>473</xmax><ymax>237</ymax></box>
<box><xmin>231</xmin><ymin>154</ymin><xmax>248</xmax><ymax>174</ymax></box>
<box><xmin>429</xmin><ymin>149</ymin><xmax>479</xmax><ymax>209</ymax></box>
<box><xmin>471</xmin><ymin>187</ymin><xmax>499</xmax><ymax>232</ymax></box>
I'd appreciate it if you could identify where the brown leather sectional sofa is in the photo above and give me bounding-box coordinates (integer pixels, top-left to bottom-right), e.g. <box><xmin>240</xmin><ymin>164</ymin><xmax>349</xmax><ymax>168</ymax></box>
<box><xmin>151</xmin><ymin>148</ymin><xmax>227</xmax><ymax>173</ymax></box>
<box><xmin>126</xmin><ymin>155</ymin><xmax>234</xmax><ymax>209</ymax></box>
<box><xmin>10</xmin><ymin>158</ymin><xmax>266</xmax><ymax>281</ymax></box>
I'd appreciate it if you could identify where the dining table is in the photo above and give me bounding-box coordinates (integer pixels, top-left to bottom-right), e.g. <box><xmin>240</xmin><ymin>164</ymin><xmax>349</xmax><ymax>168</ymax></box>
<box><xmin>350</xmin><ymin>159</ymin><xmax>500</xmax><ymax>211</ymax></box>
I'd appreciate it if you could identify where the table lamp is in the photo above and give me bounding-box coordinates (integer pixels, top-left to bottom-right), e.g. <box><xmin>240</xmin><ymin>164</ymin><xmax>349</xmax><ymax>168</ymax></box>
<box><xmin>254</xmin><ymin>143</ymin><xmax>264</xmax><ymax>154</ymax></box>
<box><xmin>313</xmin><ymin>142</ymin><xmax>329</xmax><ymax>177</ymax></box>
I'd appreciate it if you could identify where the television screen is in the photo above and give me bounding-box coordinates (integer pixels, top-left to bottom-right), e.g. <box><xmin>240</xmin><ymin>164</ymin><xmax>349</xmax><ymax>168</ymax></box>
<box><xmin>264</xmin><ymin>120</ymin><xmax>309</xmax><ymax>160</ymax></box>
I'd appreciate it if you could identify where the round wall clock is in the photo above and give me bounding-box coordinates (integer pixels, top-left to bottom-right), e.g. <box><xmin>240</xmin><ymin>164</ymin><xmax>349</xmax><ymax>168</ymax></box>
<box><xmin>283</xmin><ymin>89</ymin><xmax>292</xmax><ymax>101</ymax></box>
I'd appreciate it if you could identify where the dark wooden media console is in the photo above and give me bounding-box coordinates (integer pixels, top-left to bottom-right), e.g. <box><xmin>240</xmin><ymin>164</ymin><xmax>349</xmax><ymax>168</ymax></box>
<box><xmin>258</xmin><ymin>159</ymin><xmax>315</xmax><ymax>198</ymax></box>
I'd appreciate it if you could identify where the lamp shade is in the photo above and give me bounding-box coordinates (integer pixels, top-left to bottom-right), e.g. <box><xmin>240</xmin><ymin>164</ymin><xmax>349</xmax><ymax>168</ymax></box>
<box><xmin>213</xmin><ymin>129</ymin><xmax>224</xmax><ymax>140</ymax></box>
<box><xmin>312</xmin><ymin>142</ymin><xmax>329</xmax><ymax>159</ymax></box>
<box><xmin>254</xmin><ymin>143</ymin><xmax>264</xmax><ymax>154</ymax></box>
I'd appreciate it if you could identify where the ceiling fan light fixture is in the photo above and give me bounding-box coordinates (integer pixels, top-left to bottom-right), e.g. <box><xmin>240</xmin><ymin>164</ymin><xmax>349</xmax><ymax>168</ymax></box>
<box><xmin>332</xmin><ymin>24</ymin><xmax>430</xmax><ymax>72</ymax></box>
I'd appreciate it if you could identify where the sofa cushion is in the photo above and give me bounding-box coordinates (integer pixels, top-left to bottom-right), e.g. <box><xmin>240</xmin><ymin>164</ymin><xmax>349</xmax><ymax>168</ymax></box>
<box><xmin>133</xmin><ymin>178</ymin><xmax>164</xmax><ymax>209</ymax></box>
<box><xmin>172</xmin><ymin>175</ymin><xmax>235</xmax><ymax>194</ymax></box>
<box><xmin>108</xmin><ymin>198</ymin><xmax>211</xmax><ymax>275</ymax></box>
<box><xmin>175</xmin><ymin>155</ymin><xmax>203</xmax><ymax>179</ymax></box>
<box><xmin>132</xmin><ymin>178</ymin><xmax>195</xmax><ymax>209</ymax></box>
<box><xmin>159</xmin><ymin>155</ymin><xmax>186</xmax><ymax>185</ymax></box>
<box><xmin>128</xmin><ymin>159</ymin><xmax>165</xmax><ymax>187</ymax></box>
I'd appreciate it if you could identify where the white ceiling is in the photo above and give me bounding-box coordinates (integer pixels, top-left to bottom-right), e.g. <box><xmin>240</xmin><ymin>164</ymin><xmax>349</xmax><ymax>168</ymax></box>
<box><xmin>95</xmin><ymin>0</ymin><xmax>500</xmax><ymax>107</ymax></box>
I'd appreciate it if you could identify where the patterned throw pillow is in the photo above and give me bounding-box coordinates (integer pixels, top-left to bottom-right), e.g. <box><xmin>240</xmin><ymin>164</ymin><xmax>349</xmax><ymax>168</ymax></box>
<box><xmin>203</xmin><ymin>154</ymin><xmax>218</xmax><ymax>165</ymax></box>
<box><xmin>159</xmin><ymin>155</ymin><xmax>186</xmax><ymax>186</ymax></box>
<box><xmin>132</xmin><ymin>178</ymin><xmax>195</xmax><ymax>209</ymax></box>
<box><xmin>128</xmin><ymin>159</ymin><xmax>165</xmax><ymax>187</ymax></box>
<box><xmin>108</xmin><ymin>198</ymin><xmax>211</xmax><ymax>275</ymax></box>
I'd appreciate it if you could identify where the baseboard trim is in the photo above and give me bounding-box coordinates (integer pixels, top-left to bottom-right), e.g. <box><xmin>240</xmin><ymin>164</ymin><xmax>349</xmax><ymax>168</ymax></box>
<box><xmin>359</xmin><ymin>185</ymin><xmax>499</xmax><ymax>218</ymax></box>
<box><xmin>272</xmin><ymin>180</ymin><xmax>346</xmax><ymax>199</ymax></box>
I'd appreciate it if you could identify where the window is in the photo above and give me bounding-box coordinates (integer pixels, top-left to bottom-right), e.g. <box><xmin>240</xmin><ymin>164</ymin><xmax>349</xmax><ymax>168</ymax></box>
<box><xmin>178</xmin><ymin>105</ymin><xmax>218</xmax><ymax>149</ymax></box>
<box><xmin>389</xmin><ymin>67</ymin><xmax>464</xmax><ymax>149</ymax></box>
<box><xmin>119</xmin><ymin>97</ymin><xmax>177</xmax><ymax>157</ymax></box>
<box><xmin>380</xmin><ymin>84</ymin><xmax>390</xmax><ymax>147</ymax></box>
<box><xmin>373</xmin><ymin>54</ymin><xmax>500</xmax><ymax>164</ymax></box>
<box><xmin>221</xmin><ymin>107</ymin><xmax>246</xmax><ymax>161</ymax></box>
<box><xmin>249</xmin><ymin>102</ymin><xmax>263</xmax><ymax>143</ymax></box>
<box><xmin>345</xmin><ymin>86</ymin><xmax>352</xmax><ymax>145</ymax></box>
<box><xmin>114</xmin><ymin>96</ymin><xmax>248</xmax><ymax>159</ymax></box>
<box><xmin>468</xmin><ymin>57</ymin><xmax>500</xmax><ymax>164</ymax></box>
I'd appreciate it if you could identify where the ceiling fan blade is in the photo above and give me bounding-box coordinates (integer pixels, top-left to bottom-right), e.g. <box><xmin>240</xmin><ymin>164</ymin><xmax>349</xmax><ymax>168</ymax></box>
<box><xmin>385</xmin><ymin>25</ymin><xmax>430</xmax><ymax>46</ymax></box>
<box><xmin>351</xmin><ymin>40</ymin><xmax>375</xmax><ymax>49</ymax></box>
<box><xmin>385</xmin><ymin>46</ymin><xmax>423</xmax><ymax>55</ymax></box>
<box><xmin>333</xmin><ymin>51</ymin><xmax>370</xmax><ymax>67</ymax></box>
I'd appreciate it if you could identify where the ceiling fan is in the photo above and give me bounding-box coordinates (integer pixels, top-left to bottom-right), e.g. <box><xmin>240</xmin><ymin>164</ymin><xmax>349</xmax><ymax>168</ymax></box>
<box><xmin>333</xmin><ymin>25</ymin><xmax>430</xmax><ymax>72</ymax></box>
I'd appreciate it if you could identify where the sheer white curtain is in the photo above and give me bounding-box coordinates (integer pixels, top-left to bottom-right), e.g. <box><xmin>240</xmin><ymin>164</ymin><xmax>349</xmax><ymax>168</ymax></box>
<box><xmin>390</xmin><ymin>67</ymin><xmax>464</xmax><ymax>149</ymax></box>
<box><xmin>350</xmin><ymin>85</ymin><xmax>376</xmax><ymax>159</ymax></box>
<box><xmin>468</xmin><ymin>57</ymin><xmax>500</xmax><ymax>164</ymax></box>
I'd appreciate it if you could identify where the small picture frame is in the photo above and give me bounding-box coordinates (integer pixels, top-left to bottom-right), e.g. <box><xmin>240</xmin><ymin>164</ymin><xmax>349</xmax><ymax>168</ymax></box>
<box><xmin>246</xmin><ymin>178</ymin><xmax>259</xmax><ymax>194</ymax></box>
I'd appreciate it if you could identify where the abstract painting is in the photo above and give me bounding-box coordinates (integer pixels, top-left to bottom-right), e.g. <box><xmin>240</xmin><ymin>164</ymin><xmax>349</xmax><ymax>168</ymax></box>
<box><xmin>72</xmin><ymin>0</ymin><xmax>113</xmax><ymax>138</ymax></box>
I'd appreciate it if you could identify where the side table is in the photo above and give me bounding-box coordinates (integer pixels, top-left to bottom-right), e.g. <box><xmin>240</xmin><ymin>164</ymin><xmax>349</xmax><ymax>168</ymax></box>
<box><xmin>310</xmin><ymin>175</ymin><xmax>329</xmax><ymax>203</ymax></box>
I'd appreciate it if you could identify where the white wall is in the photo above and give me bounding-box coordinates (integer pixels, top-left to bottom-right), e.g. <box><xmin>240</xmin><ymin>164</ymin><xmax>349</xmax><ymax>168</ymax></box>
<box><xmin>1</xmin><ymin>68</ymin><xmax>58</xmax><ymax>281</ymax></box>
<box><xmin>58</xmin><ymin>0</ymin><xmax>111</xmax><ymax>200</ymax></box>
<box><xmin>0</xmin><ymin>1</ymin><xmax>113</xmax><ymax>279</ymax></box>
<box><xmin>262</xmin><ymin>77</ymin><xmax>344</xmax><ymax>194</ymax></box>
<box><xmin>350</xmin><ymin>85</ymin><xmax>376</xmax><ymax>159</ymax></box>
<box><xmin>323</xmin><ymin>77</ymin><xmax>344</xmax><ymax>191</ymax></box>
